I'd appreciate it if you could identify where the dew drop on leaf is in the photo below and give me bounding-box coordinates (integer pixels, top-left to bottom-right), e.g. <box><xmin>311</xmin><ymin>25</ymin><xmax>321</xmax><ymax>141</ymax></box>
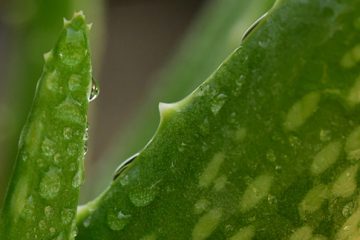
<box><xmin>44</xmin><ymin>206</ymin><xmax>55</xmax><ymax>218</ymax></box>
<box><xmin>89</xmin><ymin>77</ymin><xmax>99</xmax><ymax>102</ymax></box>
<box><xmin>61</xmin><ymin>209</ymin><xmax>74</xmax><ymax>225</ymax></box>
<box><xmin>211</xmin><ymin>94</ymin><xmax>227</xmax><ymax>115</ymax></box>
<box><xmin>129</xmin><ymin>188</ymin><xmax>157</xmax><ymax>207</ymax></box>
<box><xmin>106</xmin><ymin>210</ymin><xmax>131</xmax><ymax>231</ymax></box>
<box><xmin>63</xmin><ymin>127</ymin><xmax>73</xmax><ymax>140</ymax></box>
<box><xmin>40</xmin><ymin>168</ymin><xmax>61</xmax><ymax>200</ymax></box>
<box><xmin>72</xmin><ymin>169</ymin><xmax>84</xmax><ymax>188</ymax></box>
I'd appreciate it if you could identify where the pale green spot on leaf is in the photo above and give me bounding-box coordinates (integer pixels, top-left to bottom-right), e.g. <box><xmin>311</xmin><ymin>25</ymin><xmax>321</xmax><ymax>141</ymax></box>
<box><xmin>332</xmin><ymin>165</ymin><xmax>358</xmax><ymax>198</ymax></box>
<box><xmin>289</xmin><ymin>225</ymin><xmax>313</xmax><ymax>240</ymax></box>
<box><xmin>199</xmin><ymin>153</ymin><xmax>225</xmax><ymax>188</ymax></box>
<box><xmin>284</xmin><ymin>92</ymin><xmax>321</xmax><ymax>131</ymax></box>
<box><xmin>345</xmin><ymin>126</ymin><xmax>360</xmax><ymax>161</ymax></box>
<box><xmin>298</xmin><ymin>184</ymin><xmax>329</xmax><ymax>219</ymax></box>
<box><xmin>191</xmin><ymin>208</ymin><xmax>222</xmax><ymax>240</ymax></box>
<box><xmin>239</xmin><ymin>174</ymin><xmax>273</xmax><ymax>212</ymax></box>
<box><xmin>229</xmin><ymin>225</ymin><xmax>255</xmax><ymax>240</ymax></box>
<box><xmin>311</xmin><ymin>141</ymin><xmax>342</xmax><ymax>175</ymax></box>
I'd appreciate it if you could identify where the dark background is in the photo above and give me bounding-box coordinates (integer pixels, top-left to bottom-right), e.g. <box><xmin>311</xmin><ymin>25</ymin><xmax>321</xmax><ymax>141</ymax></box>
<box><xmin>0</xmin><ymin>0</ymin><xmax>207</xmax><ymax>165</ymax></box>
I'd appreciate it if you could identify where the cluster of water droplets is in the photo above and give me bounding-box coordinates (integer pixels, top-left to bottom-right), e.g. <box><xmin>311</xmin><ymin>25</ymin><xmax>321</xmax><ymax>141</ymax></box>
<box><xmin>39</xmin><ymin>168</ymin><xmax>61</xmax><ymax>200</ymax></box>
<box><xmin>107</xmin><ymin>210</ymin><xmax>132</xmax><ymax>231</ymax></box>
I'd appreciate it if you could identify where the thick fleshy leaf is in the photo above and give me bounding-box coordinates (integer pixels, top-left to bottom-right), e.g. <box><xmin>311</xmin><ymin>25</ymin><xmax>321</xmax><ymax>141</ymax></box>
<box><xmin>86</xmin><ymin>0</ymin><xmax>275</xmax><ymax>199</ymax></box>
<box><xmin>0</xmin><ymin>12</ymin><xmax>92</xmax><ymax>240</ymax></box>
<box><xmin>77</xmin><ymin>0</ymin><xmax>360</xmax><ymax>239</ymax></box>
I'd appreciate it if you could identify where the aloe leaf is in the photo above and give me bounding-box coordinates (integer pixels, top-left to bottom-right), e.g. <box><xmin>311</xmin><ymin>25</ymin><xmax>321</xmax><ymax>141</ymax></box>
<box><xmin>87</xmin><ymin>0</ymin><xmax>275</xmax><ymax>201</ymax></box>
<box><xmin>0</xmin><ymin>12</ymin><xmax>93</xmax><ymax>240</ymax></box>
<box><xmin>76</xmin><ymin>0</ymin><xmax>360</xmax><ymax>239</ymax></box>
<box><xmin>0</xmin><ymin>0</ymin><xmax>73</xmax><ymax>203</ymax></box>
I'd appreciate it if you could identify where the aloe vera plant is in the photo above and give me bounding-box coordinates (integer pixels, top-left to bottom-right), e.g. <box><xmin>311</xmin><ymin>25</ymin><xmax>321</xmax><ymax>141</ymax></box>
<box><xmin>0</xmin><ymin>12</ymin><xmax>92</xmax><ymax>240</ymax></box>
<box><xmin>1</xmin><ymin>0</ymin><xmax>360</xmax><ymax>239</ymax></box>
<box><xmin>75</xmin><ymin>0</ymin><xmax>360</xmax><ymax>239</ymax></box>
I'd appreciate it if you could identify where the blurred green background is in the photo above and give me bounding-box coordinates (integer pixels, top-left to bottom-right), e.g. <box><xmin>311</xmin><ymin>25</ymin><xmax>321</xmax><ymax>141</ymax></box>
<box><xmin>0</xmin><ymin>0</ymin><xmax>273</xmax><ymax>204</ymax></box>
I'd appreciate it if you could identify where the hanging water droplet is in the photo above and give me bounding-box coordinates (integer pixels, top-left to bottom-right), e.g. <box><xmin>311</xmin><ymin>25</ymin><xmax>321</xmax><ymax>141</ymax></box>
<box><xmin>241</xmin><ymin>12</ymin><xmax>268</xmax><ymax>42</ymax></box>
<box><xmin>107</xmin><ymin>210</ymin><xmax>131</xmax><ymax>231</ymax></box>
<box><xmin>40</xmin><ymin>169</ymin><xmax>61</xmax><ymax>200</ymax></box>
<box><xmin>89</xmin><ymin>77</ymin><xmax>99</xmax><ymax>102</ymax></box>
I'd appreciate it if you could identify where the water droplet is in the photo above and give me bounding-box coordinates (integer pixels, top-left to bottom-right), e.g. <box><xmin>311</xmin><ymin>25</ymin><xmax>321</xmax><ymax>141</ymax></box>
<box><xmin>178</xmin><ymin>142</ymin><xmax>187</xmax><ymax>152</ymax></box>
<box><xmin>44</xmin><ymin>206</ymin><xmax>54</xmax><ymax>218</ymax></box>
<box><xmin>129</xmin><ymin>188</ymin><xmax>157</xmax><ymax>207</ymax></box>
<box><xmin>72</xmin><ymin>169</ymin><xmax>83</xmax><ymax>188</ymax></box>
<box><xmin>267</xmin><ymin>194</ymin><xmax>277</xmax><ymax>205</ymax></box>
<box><xmin>40</xmin><ymin>168</ymin><xmax>61</xmax><ymax>200</ymax></box>
<box><xmin>63</xmin><ymin>127</ymin><xmax>73</xmax><ymax>140</ymax></box>
<box><xmin>67</xmin><ymin>143</ymin><xmax>79</xmax><ymax>157</ymax></box>
<box><xmin>22</xmin><ymin>154</ymin><xmax>29</xmax><ymax>162</ymax></box>
<box><xmin>57</xmin><ymin>28</ymin><xmax>87</xmax><ymax>66</ymax></box>
<box><xmin>61</xmin><ymin>209</ymin><xmax>74</xmax><ymax>225</ymax></box>
<box><xmin>107</xmin><ymin>210</ymin><xmax>131</xmax><ymax>231</ymax></box>
<box><xmin>289</xmin><ymin>135</ymin><xmax>301</xmax><ymax>148</ymax></box>
<box><xmin>89</xmin><ymin>77</ymin><xmax>99</xmax><ymax>102</ymax></box>
<box><xmin>21</xmin><ymin>196</ymin><xmax>35</xmax><ymax>220</ymax></box>
<box><xmin>194</xmin><ymin>199</ymin><xmax>210</xmax><ymax>214</ymax></box>
<box><xmin>342</xmin><ymin>202</ymin><xmax>355</xmax><ymax>217</ymax></box>
<box><xmin>37</xmin><ymin>158</ymin><xmax>46</xmax><ymax>168</ymax></box>
<box><xmin>68</xmin><ymin>74</ymin><xmax>82</xmax><ymax>91</ymax></box>
<box><xmin>200</xmin><ymin>118</ymin><xmax>210</xmax><ymax>135</ymax></box>
<box><xmin>39</xmin><ymin>220</ymin><xmax>47</xmax><ymax>230</ymax></box>
<box><xmin>54</xmin><ymin>153</ymin><xmax>61</xmax><ymax>165</ymax></box>
<box><xmin>42</xmin><ymin>138</ymin><xmax>55</xmax><ymax>157</ymax></box>
<box><xmin>266</xmin><ymin>150</ymin><xmax>276</xmax><ymax>162</ymax></box>
<box><xmin>275</xmin><ymin>165</ymin><xmax>282</xmax><ymax>172</ymax></box>
<box><xmin>83</xmin><ymin>126</ymin><xmax>89</xmax><ymax>156</ymax></box>
<box><xmin>49</xmin><ymin>227</ymin><xmax>56</xmax><ymax>235</ymax></box>
<box><xmin>211</xmin><ymin>94</ymin><xmax>227</xmax><ymax>115</ymax></box>
<box><xmin>46</xmin><ymin>70</ymin><xmax>60</xmax><ymax>92</ymax></box>
<box><xmin>258</xmin><ymin>40</ymin><xmax>269</xmax><ymax>48</ymax></box>
<box><xmin>83</xmin><ymin>216</ymin><xmax>92</xmax><ymax>228</ymax></box>
<box><xmin>56</xmin><ymin>97</ymin><xmax>84</xmax><ymax>125</ymax></box>
<box><xmin>120</xmin><ymin>175</ymin><xmax>129</xmax><ymax>186</ymax></box>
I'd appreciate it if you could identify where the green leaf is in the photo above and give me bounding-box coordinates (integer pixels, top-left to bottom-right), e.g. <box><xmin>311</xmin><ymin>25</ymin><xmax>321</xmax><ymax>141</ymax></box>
<box><xmin>76</xmin><ymin>0</ymin><xmax>360</xmax><ymax>239</ymax></box>
<box><xmin>0</xmin><ymin>12</ymin><xmax>93</xmax><ymax>240</ymax></box>
<box><xmin>86</xmin><ymin>0</ymin><xmax>275</xmax><ymax>201</ymax></box>
<box><xmin>0</xmin><ymin>0</ymin><xmax>73</xmax><ymax>204</ymax></box>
